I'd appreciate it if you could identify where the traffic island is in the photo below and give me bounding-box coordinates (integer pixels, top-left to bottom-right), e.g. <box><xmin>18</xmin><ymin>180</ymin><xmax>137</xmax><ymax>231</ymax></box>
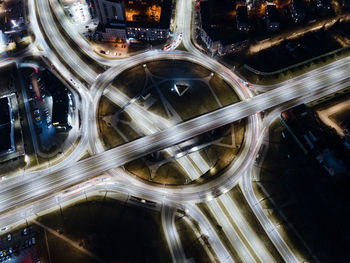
<box><xmin>97</xmin><ymin>59</ymin><xmax>245</xmax><ymax>186</ymax></box>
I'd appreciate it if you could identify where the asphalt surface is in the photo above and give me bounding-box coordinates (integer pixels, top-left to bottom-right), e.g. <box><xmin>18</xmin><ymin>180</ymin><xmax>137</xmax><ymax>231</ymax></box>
<box><xmin>1</xmin><ymin>0</ymin><xmax>349</xmax><ymax>262</ymax></box>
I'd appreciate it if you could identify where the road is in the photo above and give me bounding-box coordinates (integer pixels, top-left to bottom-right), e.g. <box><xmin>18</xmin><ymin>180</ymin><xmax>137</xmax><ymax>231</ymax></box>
<box><xmin>240</xmin><ymin>106</ymin><xmax>321</xmax><ymax>263</ymax></box>
<box><xmin>0</xmin><ymin>66</ymin><xmax>347</xmax><ymax>215</ymax></box>
<box><xmin>0</xmin><ymin>176</ymin><xmax>231</xmax><ymax>263</ymax></box>
<box><xmin>208</xmin><ymin>199</ymin><xmax>256</xmax><ymax>263</ymax></box>
<box><xmin>162</xmin><ymin>206</ymin><xmax>187</xmax><ymax>263</ymax></box>
<box><xmin>30</xmin><ymin>3</ymin><xmax>251</xmax><ymax>261</ymax></box>
<box><xmin>219</xmin><ymin>193</ymin><xmax>277</xmax><ymax>263</ymax></box>
<box><xmin>1</xmin><ymin>0</ymin><xmax>349</xmax><ymax>262</ymax></box>
<box><xmin>26</xmin><ymin>1</ymin><xmax>298</xmax><ymax>263</ymax></box>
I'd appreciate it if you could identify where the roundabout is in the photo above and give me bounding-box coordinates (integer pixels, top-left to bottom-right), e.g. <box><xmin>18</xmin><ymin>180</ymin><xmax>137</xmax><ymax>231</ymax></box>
<box><xmin>96</xmin><ymin>59</ymin><xmax>247</xmax><ymax>186</ymax></box>
<box><xmin>0</xmin><ymin>0</ymin><xmax>324</xmax><ymax>261</ymax></box>
<box><xmin>83</xmin><ymin>54</ymin><xmax>261</xmax><ymax>203</ymax></box>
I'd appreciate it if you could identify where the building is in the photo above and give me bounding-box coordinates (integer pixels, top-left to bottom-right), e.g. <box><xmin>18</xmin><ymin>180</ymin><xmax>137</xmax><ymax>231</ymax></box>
<box><xmin>289</xmin><ymin>0</ymin><xmax>306</xmax><ymax>23</ymax></box>
<box><xmin>92</xmin><ymin>0</ymin><xmax>127</xmax><ymax>41</ymax></box>
<box><xmin>51</xmin><ymin>90</ymin><xmax>72</xmax><ymax>130</ymax></box>
<box><xmin>199</xmin><ymin>0</ymin><xmax>248</xmax><ymax>55</ymax></box>
<box><xmin>246</xmin><ymin>0</ymin><xmax>264</xmax><ymax>15</ymax></box>
<box><xmin>0</xmin><ymin>65</ymin><xmax>25</xmax><ymax>163</ymax></box>
<box><xmin>316</xmin><ymin>148</ymin><xmax>346</xmax><ymax>176</ymax></box>
<box><xmin>99</xmin><ymin>25</ymin><xmax>127</xmax><ymax>42</ymax></box>
<box><xmin>265</xmin><ymin>5</ymin><xmax>280</xmax><ymax>31</ymax></box>
<box><xmin>126</xmin><ymin>26</ymin><xmax>169</xmax><ymax>41</ymax></box>
<box><xmin>92</xmin><ymin>0</ymin><xmax>125</xmax><ymax>26</ymax></box>
<box><xmin>236</xmin><ymin>6</ymin><xmax>250</xmax><ymax>31</ymax></box>
<box><xmin>0</xmin><ymin>97</ymin><xmax>14</xmax><ymax>155</ymax></box>
<box><xmin>0</xmin><ymin>30</ymin><xmax>6</xmax><ymax>54</ymax></box>
<box><xmin>41</xmin><ymin>71</ymin><xmax>73</xmax><ymax>131</ymax></box>
<box><xmin>343</xmin><ymin>0</ymin><xmax>350</xmax><ymax>8</ymax></box>
<box><xmin>125</xmin><ymin>0</ymin><xmax>172</xmax><ymax>41</ymax></box>
<box><xmin>70</xmin><ymin>2</ymin><xmax>91</xmax><ymax>24</ymax></box>
<box><xmin>281</xmin><ymin>105</ymin><xmax>349</xmax><ymax>176</ymax></box>
<box><xmin>314</xmin><ymin>0</ymin><xmax>332</xmax><ymax>16</ymax></box>
<box><xmin>92</xmin><ymin>0</ymin><xmax>171</xmax><ymax>42</ymax></box>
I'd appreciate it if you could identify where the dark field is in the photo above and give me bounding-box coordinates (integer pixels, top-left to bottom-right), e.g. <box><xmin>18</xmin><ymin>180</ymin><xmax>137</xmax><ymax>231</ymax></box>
<box><xmin>35</xmin><ymin>196</ymin><xmax>172</xmax><ymax>263</ymax></box>
<box><xmin>245</xmin><ymin>30</ymin><xmax>341</xmax><ymax>72</ymax></box>
<box><xmin>257</xmin><ymin>120</ymin><xmax>350</xmax><ymax>262</ymax></box>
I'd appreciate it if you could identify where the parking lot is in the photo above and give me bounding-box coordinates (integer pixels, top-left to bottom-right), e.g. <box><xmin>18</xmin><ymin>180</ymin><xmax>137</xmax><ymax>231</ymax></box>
<box><xmin>0</xmin><ymin>226</ymin><xmax>40</xmax><ymax>263</ymax></box>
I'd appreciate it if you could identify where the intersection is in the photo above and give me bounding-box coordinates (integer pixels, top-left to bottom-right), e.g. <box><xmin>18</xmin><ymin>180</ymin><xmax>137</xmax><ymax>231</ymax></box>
<box><xmin>0</xmin><ymin>0</ymin><xmax>349</xmax><ymax>262</ymax></box>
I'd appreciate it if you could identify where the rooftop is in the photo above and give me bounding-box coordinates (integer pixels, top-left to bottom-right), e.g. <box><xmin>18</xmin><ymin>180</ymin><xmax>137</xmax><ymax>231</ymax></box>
<box><xmin>0</xmin><ymin>97</ymin><xmax>13</xmax><ymax>153</ymax></box>
<box><xmin>200</xmin><ymin>0</ymin><xmax>247</xmax><ymax>45</ymax></box>
<box><xmin>266</xmin><ymin>5</ymin><xmax>279</xmax><ymax>23</ymax></box>
<box><xmin>42</xmin><ymin>71</ymin><xmax>72</xmax><ymax>128</ymax></box>
<box><xmin>125</xmin><ymin>0</ymin><xmax>172</xmax><ymax>29</ymax></box>
<box><xmin>0</xmin><ymin>97</ymin><xmax>10</xmax><ymax>125</ymax></box>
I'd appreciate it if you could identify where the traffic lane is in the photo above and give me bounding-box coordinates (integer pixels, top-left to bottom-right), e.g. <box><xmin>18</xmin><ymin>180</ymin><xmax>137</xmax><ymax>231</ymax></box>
<box><xmin>0</xmin><ymin>75</ymin><xmax>346</xmax><ymax>212</ymax></box>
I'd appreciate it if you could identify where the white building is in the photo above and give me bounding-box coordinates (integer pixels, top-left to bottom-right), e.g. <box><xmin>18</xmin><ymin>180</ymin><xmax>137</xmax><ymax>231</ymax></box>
<box><xmin>71</xmin><ymin>2</ymin><xmax>91</xmax><ymax>24</ymax></box>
